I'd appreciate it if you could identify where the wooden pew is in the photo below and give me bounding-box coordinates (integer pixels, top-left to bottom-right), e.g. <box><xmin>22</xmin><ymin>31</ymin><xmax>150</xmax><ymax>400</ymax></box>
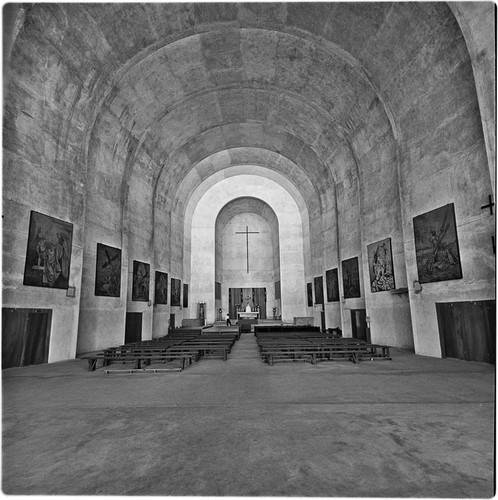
<box><xmin>102</xmin><ymin>346</ymin><xmax>198</xmax><ymax>370</ymax></box>
<box><xmin>254</xmin><ymin>325</ymin><xmax>320</xmax><ymax>335</ymax></box>
<box><xmin>172</xmin><ymin>334</ymin><xmax>238</xmax><ymax>361</ymax></box>
<box><xmin>83</xmin><ymin>329</ymin><xmax>240</xmax><ymax>372</ymax></box>
<box><xmin>80</xmin><ymin>351</ymin><xmax>107</xmax><ymax>371</ymax></box>
<box><xmin>255</xmin><ymin>330</ymin><xmax>391</xmax><ymax>365</ymax></box>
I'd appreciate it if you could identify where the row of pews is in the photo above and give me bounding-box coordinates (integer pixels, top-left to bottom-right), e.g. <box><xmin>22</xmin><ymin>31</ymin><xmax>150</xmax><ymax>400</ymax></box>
<box><xmin>80</xmin><ymin>327</ymin><xmax>239</xmax><ymax>374</ymax></box>
<box><xmin>254</xmin><ymin>326</ymin><xmax>392</xmax><ymax>365</ymax></box>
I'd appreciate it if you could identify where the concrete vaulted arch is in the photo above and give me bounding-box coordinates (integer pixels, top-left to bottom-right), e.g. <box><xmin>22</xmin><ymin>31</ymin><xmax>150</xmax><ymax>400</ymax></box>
<box><xmin>2</xmin><ymin>4</ymin><xmax>495</xmax><ymax>495</ymax></box>
<box><xmin>2</xmin><ymin>3</ymin><xmax>493</xmax><ymax>361</ymax></box>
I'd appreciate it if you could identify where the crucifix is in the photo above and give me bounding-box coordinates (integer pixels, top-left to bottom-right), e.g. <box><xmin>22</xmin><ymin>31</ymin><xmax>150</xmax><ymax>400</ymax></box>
<box><xmin>481</xmin><ymin>194</ymin><xmax>494</xmax><ymax>215</ymax></box>
<box><xmin>235</xmin><ymin>226</ymin><xmax>259</xmax><ymax>273</ymax></box>
<box><xmin>480</xmin><ymin>195</ymin><xmax>495</xmax><ymax>253</ymax></box>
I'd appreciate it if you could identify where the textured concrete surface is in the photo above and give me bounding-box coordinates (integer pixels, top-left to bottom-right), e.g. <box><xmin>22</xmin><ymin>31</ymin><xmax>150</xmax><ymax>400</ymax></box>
<box><xmin>3</xmin><ymin>333</ymin><xmax>494</xmax><ymax>497</ymax></box>
<box><xmin>2</xmin><ymin>4</ymin><xmax>494</xmax><ymax>366</ymax></box>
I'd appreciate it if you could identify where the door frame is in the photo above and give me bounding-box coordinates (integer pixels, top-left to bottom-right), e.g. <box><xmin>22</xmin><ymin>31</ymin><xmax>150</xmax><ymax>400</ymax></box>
<box><xmin>351</xmin><ymin>309</ymin><xmax>369</xmax><ymax>342</ymax></box>
<box><xmin>2</xmin><ymin>308</ymin><xmax>52</xmax><ymax>368</ymax></box>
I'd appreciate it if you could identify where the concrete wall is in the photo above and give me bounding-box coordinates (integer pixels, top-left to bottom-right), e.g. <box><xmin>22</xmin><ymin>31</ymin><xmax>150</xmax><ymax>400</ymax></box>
<box><xmin>3</xmin><ymin>5</ymin><xmax>92</xmax><ymax>361</ymax></box>
<box><xmin>219</xmin><ymin>213</ymin><xmax>277</xmax><ymax>317</ymax></box>
<box><xmin>370</xmin><ymin>6</ymin><xmax>494</xmax><ymax>356</ymax></box>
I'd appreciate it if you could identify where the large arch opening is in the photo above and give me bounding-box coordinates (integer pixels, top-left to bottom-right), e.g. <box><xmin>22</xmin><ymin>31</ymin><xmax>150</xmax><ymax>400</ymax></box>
<box><xmin>215</xmin><ymin>197</ymin><xmax>280</xmax><ymax>320</ymax></box>
<box><xmin>188</xmin><ymin>173</ymin><xmax>308</xmax><ymax>324</ymax></box>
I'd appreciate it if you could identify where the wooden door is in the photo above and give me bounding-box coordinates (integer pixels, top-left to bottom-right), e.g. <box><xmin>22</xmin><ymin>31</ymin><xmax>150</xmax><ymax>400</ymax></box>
<box><xmin>253</xmin><ymin>287</ymin><xmax>267</xmax><ymax>319</ymax></box>
<box><xmin>436</xmin><ymin>300</ymin><xmax>495</xmax><ymax>363</ymax></box>
<box><xmin>229</xmin><ymin>288</ymin><xmax>242</xmax><ymax>319</ymax></box>
<box><xmin>351</xmin><ymin>309</ymin><xmax>368</xmax><ymax>341</ymax></box>
<box><xmin>2</xmin><ymin>308</ymin><xmax>52</xmax><ymax>368</ymax></box>
<box><xmin>169</xmin><ymin>313</ymin><xmax>175</xmax><ymax>330</ymax></box>
<box><xmin>125</xmin><ymin>312</ymin><xmax>142</xmax><ymax>344</ymax></box>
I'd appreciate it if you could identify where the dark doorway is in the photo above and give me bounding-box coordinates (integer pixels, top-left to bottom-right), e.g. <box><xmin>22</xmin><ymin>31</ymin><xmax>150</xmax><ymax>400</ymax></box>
<box><xmin>2</xmin><ymin>308</ymin><xmax>52</xmax><ymax>368</ymax></box>
<box><xmin>351</xmin><ymin>309</ymin><xmax>368</xmax><ymax>342</ymax></box>
<box><xmin>229</xmin><ymin>287</ymin><xmax>243</xmax><ymax>319</ymax></box>
<box><xmin>436</xmin><ymin>300</ymin><xmax>495</xmax><ymax>363</ymax></box>
<box><xmin>253</xmin><ymin>287</ymin><xmax>267</xmax><ymax>320</ymax></box>
<box><xmin>125</xmin><ymin>312</ymin><xmax>142</xmax><ymax>344</ymax></box>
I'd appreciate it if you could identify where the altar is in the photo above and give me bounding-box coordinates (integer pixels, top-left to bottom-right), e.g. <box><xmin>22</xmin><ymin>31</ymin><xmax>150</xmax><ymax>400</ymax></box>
<box><xmin>237</xmin><ymin>309</ymin><xmax>259</xmax><ymax>333</ymax></box>
<box><xmin>238</xmin><ymin>302</ymin><xmax>259</xmax><ymax>320</ymax></box>
<box><xmin>238</xmin><ymin>311</ymin><xmax>259</xmax><ymax>320</ymax></box>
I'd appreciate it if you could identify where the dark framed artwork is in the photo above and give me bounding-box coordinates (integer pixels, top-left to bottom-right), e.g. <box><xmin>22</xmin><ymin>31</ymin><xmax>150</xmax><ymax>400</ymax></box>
<box><xmin>154</xmin><ymin>271</ymin><xmax>168</xmax><ymax>305</ymax></box>
<box><xmin>367</xmin><ymin>238</ymin><xmax>395</xmax><ymax>292</ymax></box>
<box><xmin>132</xmin><ymin>260</ymin><xmax>150</xmax><ymax>301</ymax></box>
<box><xmin>413</xmin><ymin>203</ymin><xmax>462</xmax><ymax>284</ymax></box>
<box><xmin>314</xmin><ymin>276</ymin><xmax>324</xmax><ymax>305</ymax></box>
<box><xmin>342</xmin><ymin>257</ymin><xmax>361</xmax><ymax>299</ymax></box>
<box><xmin>171</xmin><ymin>278</ymin><xmax>182</xmax><ymax>307</ymax></box>
<box><xmin>95</xmin><ymin>243</ymin><xmax>121</xmax><ymax>297</ymax></box>
<box><xmin>23</xmin><ymin>211</ymin><xmax>73</xmax><ymax>289</ymax></box>
<box><xmin>215</xmin><ymin>281</ymin><xmax>221</xmax><ymax>300</ymax></box>
<box><xmin>307</xmin><ymin>282</ymin><xmax>313</xmax><ymax>307</ymax></box>
<box><xmin>326</xmin><ymin>268</ymin><xmax>339</xmax><ymax>302</ymax></box>
<box><xmin>183</xmin><ymin>283</ymin><xmax>189</xmax><ymax>308</ymax></box>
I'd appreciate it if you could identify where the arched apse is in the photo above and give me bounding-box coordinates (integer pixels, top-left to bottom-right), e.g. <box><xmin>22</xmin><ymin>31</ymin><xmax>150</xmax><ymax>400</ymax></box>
<box><xmin>215</xmin><ymin>197</ymin><xmax>281</xmax><ymax>319</ymax></box>
<box><xmin>181</xmin><ymin>164</ymin><xmax>312</xmax><ymax>268</ymax></box>
<box><xmin>188</xmin><ymin>174</ymin><xmax>308</xmax><ymax>324</ymax></box>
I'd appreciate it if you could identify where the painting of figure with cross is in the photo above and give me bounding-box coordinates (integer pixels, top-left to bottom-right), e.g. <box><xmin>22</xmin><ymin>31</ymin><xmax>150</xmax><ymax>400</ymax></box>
<box><xmin>23</xmin><ymin>211</ymin><xmax>73</xmax><ymax>289</ymax></box>
<box><xmin>413</xmin><ymin>203</ymin><xmax>462</xmax><ymax>284</ymax></box>
<box><xmin>95</xmin><ymin>243</ymin><xmax>121</xmax><ymax>297</ymax></box>
<box><xmin>171</xmin><ymin>278</ymin><xmax>182</xmax><ymax>306</ymax></box>
<box><xmin>132</xmin><ymin>260</ymin><xmax>150</xmax><ymax>301</ymax></box>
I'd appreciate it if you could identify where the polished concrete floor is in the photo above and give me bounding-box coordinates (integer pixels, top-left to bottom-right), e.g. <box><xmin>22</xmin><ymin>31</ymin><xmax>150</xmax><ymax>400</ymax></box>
<box><xmin>2</xmin><ymin>328</ymin><xmax>495</xmax><ymax>497</ymax></box>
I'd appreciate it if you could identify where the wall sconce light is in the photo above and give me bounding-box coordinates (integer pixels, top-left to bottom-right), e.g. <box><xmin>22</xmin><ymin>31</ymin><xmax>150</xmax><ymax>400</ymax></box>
<box><xmin>148</xmin><ymin>300</ymin><xmax>152</xmax><ymax>306</ymax></box>
<box><xmin>66</xmin><ymin>286</ymin><xmax>76</xmax><ymax>297</ymax></box>
<box><xmin>413</xmin><ymin>280</ymin><xmax>422</xmax><ymax>294</ymax></box>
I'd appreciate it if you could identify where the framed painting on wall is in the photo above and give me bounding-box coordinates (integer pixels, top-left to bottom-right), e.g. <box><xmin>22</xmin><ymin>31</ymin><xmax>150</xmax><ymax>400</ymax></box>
<box><xmin>367</xmin><ymin>238</ymin><xmax>395</xmax><ymax>292</ymax></box>
<box><xmin>314</xmin><ymin>276</ymin><xmax>324</xmax><ymax>305</ymax></box>
<box><xmin>154</xmin><ymin>271</ymin><xmax>168</xmax><ymax>305</ymax></box>
<box><xmin>413</xmin><ymin>203</ymin><xmax>462</xmax><ymax>284</ymax></box>
<box><xmin>342</xmin><ymin>257</ymin><xmax>361</xmax><ymax>299</ymax></box>
<box><xmin>183</xmin><ymin>283</ymin><xmax>189</xmax><ymax>308</ymax></box>
<box><xmin>132</xmin><ymin>260</ymin><xmax>150</xmax><ymax>301</ymax></box>
<box><xmin>307</xmin><ymin>282</ymin><xmax>313</xmax><ymax>307</ymax></box>
<box><xmin>23</xmin><ymin>210</ymin><xmax>73</xmax><ymax>289</ymax></box>
<box><xmin>326</xmin><ymin>268</ymin><xmax>339</xmax><ymax>302</ymax></box>
<box><xmin>95</xmin><ymin>243</ymin><xmax>121</xmax><ymax>297</ymax></box>
<box><xmin>171</xmin><ymin>278</ymin><xmax>181</xmax><ymax>306</ymax></box>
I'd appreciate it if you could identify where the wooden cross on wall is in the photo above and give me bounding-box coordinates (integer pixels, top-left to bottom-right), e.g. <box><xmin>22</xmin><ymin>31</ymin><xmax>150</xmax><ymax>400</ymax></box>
<box><xmin>480</xmin><ymin>195</ymin><xmax>495</xmax><ymax>254</ymax></box>
<box><xmin>481</xmin><ymin>194</ymin><xmax>494</xmax><ymax>215</ymax></box>
<box><xmin>235</xmin><ymin>226</ymin><xmax>259</xmax><ymax>273</ymax></box>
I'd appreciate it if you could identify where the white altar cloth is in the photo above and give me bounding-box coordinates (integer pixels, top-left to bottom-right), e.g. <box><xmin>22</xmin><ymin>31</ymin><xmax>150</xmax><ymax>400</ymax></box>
<box><xmin>238</xmin><ymin>311</ymin><xmax>259</xmax><ymax>319</ymax></box>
